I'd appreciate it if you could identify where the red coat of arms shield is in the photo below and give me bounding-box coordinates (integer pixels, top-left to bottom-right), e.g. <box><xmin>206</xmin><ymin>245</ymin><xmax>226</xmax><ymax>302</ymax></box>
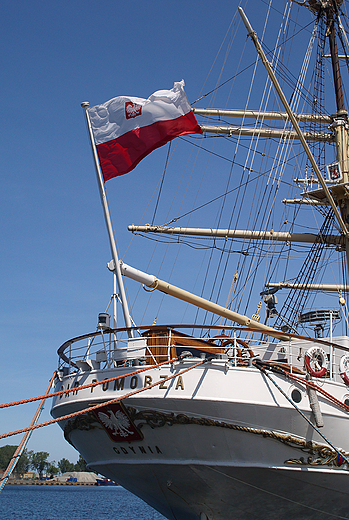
<box><xmin>125</xmin><ymin>102</ymin><xmax>142</xmax><ymax>119</ymax></box>
<box><xmin>93</xmin><ymin>402</ymin><xmax>143</xmax><ymax>442</ymax></box>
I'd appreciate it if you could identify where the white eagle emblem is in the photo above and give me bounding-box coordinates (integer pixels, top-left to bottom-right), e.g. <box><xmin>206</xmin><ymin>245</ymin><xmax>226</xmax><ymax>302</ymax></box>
<box><xmin>98</xmin><ymin>409</ymin><xmax>133</xmax><ymax>438</ymax></box>
<box><xmin>125</xmin><ymin>101</ymin><xmax>142</xmax><ymax>119</ymax></box>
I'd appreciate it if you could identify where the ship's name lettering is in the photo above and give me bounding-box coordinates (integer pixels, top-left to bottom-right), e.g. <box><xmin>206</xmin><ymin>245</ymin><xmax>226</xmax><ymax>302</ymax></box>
<box><xmin>144</xmin><ymin>374</ymin><xmax>184</xmax><ymax>390</ymax></box>
<box><xmin>90</xmin><ymin>375</ymin><xmax>184</xmax><ymax>392</ymax></box>
<box><xmin>60</xmin><ymin>374</ymin><xmax>185</xmax><ymax>396</ymax></box>
<box><xmin>113</xmin><ymin>445</ymin><xmax>162</xmax><ymax>455</ymax></box>
<box><xmin>60</xmin><ymin>381</ymin><xmax>80</xmax><ymax>399</ymax></box>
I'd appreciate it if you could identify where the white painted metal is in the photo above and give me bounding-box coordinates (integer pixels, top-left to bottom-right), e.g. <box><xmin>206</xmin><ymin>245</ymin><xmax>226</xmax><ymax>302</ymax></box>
<box><xmin>192</xmin><ymin>107</ymin><xmax>332</xmax><ymax>123</ymax></box>
<box><xmin>118</xmin><ymin>262</ymin><xmax>285</xmax><ymax>339</ymax></box>
<box><xmin>200</xmin><ymin>124</ymin><xmax>333</xmax><ymax>141</ymax></box>
<box><xmin>51</xmin><ymin>340</ymin><xmax>349</xmax><ymax>520</ymax></box>
<box><xmin>266</xmin><ymin>282</ymin><xmax>349</xmax><ymax>291</ymax></box>
<box><xmin>282</xmin><ymin>198</ymin><xmax>328</xmax><ymax>205</ymax></box>
<box><xmin>128</xmin><ymin>224</ymin><xmax>343</xmax><ymax>246</ymax></box>
<box><xmin>81</xmin><ymin>103</ymin><xmax>133</xmax><ymax>337</ymax></box>
<box><xmin>119</xmin><ymin>262</ymin><xmax>156</xmax><ymax>286</ymax></box>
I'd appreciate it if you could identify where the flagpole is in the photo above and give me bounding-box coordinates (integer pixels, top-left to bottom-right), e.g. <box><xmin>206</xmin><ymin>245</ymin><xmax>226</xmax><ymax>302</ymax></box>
<box><xmin>81</xmin><ymin>102</ymin><xmax>133</xmax><ymax>338</ymax></box>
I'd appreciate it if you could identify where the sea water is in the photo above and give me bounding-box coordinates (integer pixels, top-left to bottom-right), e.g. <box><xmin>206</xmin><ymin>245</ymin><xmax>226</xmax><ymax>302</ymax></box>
<box><xmin>0</xmin><ymin>485</ymin><xmax>166</xmax><ymax>519</ymax></box>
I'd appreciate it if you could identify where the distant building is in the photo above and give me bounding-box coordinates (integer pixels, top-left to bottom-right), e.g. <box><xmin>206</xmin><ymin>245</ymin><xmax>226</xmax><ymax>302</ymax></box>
<box><xmin>56</xmin><ymin>471</ymin><xmax>98</xmax><ymax>484</ymax></box>
<box><xmin>22</xmin><ymin>472</ymin><xmax>35</xmax><ymax>479</ymax></box>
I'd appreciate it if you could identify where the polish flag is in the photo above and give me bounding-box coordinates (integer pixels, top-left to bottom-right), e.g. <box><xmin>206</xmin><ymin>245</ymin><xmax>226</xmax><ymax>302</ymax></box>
<box><xmin>88</xmin><ymin>81</ymin><xmax>202</xmax><ymax>182</ymax></box>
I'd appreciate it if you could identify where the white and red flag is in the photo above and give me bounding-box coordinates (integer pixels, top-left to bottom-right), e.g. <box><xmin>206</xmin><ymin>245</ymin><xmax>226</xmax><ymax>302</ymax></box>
<box><xmin>88</xmin><ymin>81</ymin><xmax>202</xmax><ymax>182</ymax></box>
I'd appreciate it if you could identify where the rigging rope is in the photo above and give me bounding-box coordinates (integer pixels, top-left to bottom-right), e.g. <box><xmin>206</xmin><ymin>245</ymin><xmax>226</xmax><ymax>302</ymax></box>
<box><xmin>254</xmin><ymin>359</ymin><xmax>349</xmax><ymax>465</ymax></box>
<box><xmin>274</xmin><ymin>208</ymin><xmax>335</xmax><ymax>330</ymax></box>
<box><xmin>0</xmin><ymin>358</ymin><xmax>208</xmax><ymax>441</ymax></box>
<box><xmin>0</xmin><ymin>357</ymin><xmax>180</xmax><ymax>410</ymax></box>
<box><xmin>151</xmin><ymin>142</ymin><xmax>172</xmax><ymax>225</ymax></box>
<box><xmin>255</xmin><ymin>358</ymin><xmax>349</xmax><ymax>413</ymax></box>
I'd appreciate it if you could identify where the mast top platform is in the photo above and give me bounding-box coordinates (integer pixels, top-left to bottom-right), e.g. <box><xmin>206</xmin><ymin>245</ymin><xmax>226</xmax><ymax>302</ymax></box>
<box><xmin>297</xmin><ymin>1</ymin><xmax>343</xmax><ymax>13</ymax></box>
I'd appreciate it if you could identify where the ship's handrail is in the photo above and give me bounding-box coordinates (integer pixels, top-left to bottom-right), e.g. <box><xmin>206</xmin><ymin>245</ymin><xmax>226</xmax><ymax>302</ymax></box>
<box><xmin>57</xmin><ymin>324</ymin><xmax>349</xmax><ymax>383</ymax></box>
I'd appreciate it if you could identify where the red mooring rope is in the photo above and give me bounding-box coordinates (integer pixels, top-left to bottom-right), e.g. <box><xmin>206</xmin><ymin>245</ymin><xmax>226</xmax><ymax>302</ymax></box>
<box><xmin>0</xmin><ymin>358</ymin><xmax>207</xmax><ymax>440</ymax></box>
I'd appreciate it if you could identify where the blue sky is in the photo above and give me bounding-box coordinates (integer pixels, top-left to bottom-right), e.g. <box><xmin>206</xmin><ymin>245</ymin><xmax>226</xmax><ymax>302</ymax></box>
<box><xmin>0</xmin><ymin>0</ymin><xmax>331</xmax><ymax>465</ymax></box>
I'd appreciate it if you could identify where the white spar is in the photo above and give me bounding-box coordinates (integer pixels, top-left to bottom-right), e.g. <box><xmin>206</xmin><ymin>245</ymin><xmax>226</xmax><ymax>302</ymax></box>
<box><xmin>117</xmin><ymin>261</ymin><xmax>287</xmax><ymax>340</ymax></box>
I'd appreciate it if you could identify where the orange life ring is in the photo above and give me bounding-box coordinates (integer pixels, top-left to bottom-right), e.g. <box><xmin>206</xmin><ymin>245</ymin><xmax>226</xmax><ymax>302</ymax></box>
<box><xmin>304</xmin><ymin>346</ymin><xmax>328</xmax><ymax>378</ymax></box>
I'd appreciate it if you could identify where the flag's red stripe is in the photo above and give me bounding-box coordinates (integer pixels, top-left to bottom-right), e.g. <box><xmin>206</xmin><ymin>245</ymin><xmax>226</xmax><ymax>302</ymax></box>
<box><xmin>96</xmin><ymin>112</ymin><xmax>202</xmax><ymax>182</ymax></box>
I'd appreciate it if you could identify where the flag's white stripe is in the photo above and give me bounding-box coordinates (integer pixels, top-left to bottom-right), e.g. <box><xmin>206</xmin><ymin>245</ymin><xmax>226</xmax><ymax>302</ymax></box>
<box><xmin>88</xmin><ymin>81</ymin><xmax>191</xmax><ymax>145</ymax></box>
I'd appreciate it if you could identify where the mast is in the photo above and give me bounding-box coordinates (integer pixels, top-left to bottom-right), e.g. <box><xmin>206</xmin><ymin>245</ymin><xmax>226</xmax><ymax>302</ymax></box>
<box><xmin>239</xmin><ymin>3</ymin><xmax>349</xmax><ymax>267</ymax></box>
<box><xmin>328</xmin><ymin>7</ymin><xmax>346</xmax><ymax>114</ymax></box>
<box><xmin>325</xmin><ymin>2</ymin><xmax>349</xmax><ymax>266</ymax></box>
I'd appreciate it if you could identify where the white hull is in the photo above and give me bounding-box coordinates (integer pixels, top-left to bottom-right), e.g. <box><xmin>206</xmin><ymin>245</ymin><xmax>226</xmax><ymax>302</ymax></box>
<box><xmin>51</xmin><ymin>360</ymin><xmax>349</xmax><ymax>519</ymax></box>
